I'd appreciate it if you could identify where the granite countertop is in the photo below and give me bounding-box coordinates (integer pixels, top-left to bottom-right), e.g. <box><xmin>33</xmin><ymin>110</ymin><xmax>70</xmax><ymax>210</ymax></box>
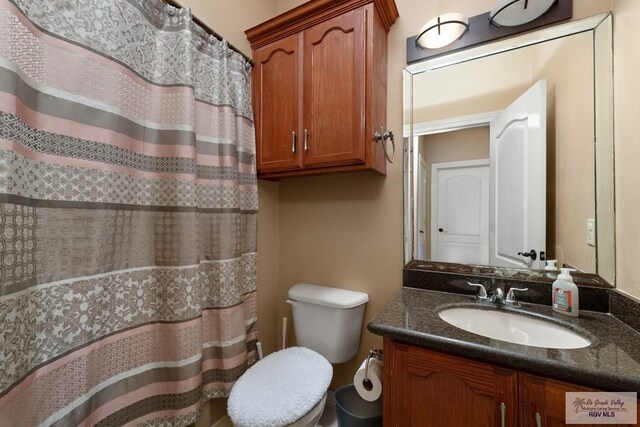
<box><xmin>368</xmin><ymin>287</ymin><xmax>640</xmax><ymax>391</ymax></box>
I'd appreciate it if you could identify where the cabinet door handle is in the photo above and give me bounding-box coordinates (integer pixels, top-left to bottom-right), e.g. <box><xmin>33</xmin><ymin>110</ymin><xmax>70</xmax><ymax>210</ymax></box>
<box><xmin>304</xmin><ymin>129</ymin><xmax>309</xmax><ymax>151</ymax></box>
<box><xmin>291</xmin><ymin>131</ymin><xmax>297</xmax><ymax>154</ymax></box>
<box><xmin>535</xmin><ymin>412</ymin><xmax>542</xmax><ymax>427</ymax></box>
<box><xmin>500</xmin><ymin>402</ymin><xmax>506</xmax><ymax>427</ymax></box>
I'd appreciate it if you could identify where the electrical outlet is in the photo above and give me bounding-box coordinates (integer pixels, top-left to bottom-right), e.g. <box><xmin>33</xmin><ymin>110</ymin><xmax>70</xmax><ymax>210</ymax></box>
<box><xmin>586</xmin><ymin>218</ymin><xmax>596</xmax><ymax>247</ymax></box>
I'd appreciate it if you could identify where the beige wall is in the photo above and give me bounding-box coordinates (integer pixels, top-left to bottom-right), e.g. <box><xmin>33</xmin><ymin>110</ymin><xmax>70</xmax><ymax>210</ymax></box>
<box><xmin>613</xmin><ymin>0</ymin><xmax>640</xmax><ymax>298</ymax></box>
<box><xmin>180</xmin><ymin>0</ymin><xmax>277</xmax><ymax>55</ymax></box>
<box><xmin>531</xmin><ymin>33</ymin><xmax>596</xmax><ymax>272</ymax></box>
<box><xmin>412</xmin><ymin>48</ymin><xmax>535</xmax><ymax>122</ymax></box>
<box><xmin>277</xmin><ymin>0</ymin><xmax>306</xmax><ymax>14</ymax></box>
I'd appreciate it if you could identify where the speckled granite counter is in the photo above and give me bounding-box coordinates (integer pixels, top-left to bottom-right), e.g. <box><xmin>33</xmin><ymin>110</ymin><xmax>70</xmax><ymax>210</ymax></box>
<box><xmin>368</xmin><ymin>288</ymin><xmax>640</xmax><ymax>391</ymax></box>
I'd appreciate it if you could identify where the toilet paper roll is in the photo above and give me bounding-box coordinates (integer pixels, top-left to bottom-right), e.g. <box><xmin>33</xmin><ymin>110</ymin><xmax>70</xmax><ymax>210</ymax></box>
<box><xmin>353</xmin><ymin>358</ymin><xmax>383</xmax><ymax>402</ymax></box>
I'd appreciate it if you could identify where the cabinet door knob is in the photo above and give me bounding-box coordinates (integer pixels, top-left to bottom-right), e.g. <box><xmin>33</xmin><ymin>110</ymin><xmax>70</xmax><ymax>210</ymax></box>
<box><xmin>535</xmin><ymin>412</ymin><xmax>542</xmax><ymax>427</ymax></box>
<box><xmin>304</xmin><ymin>129</ymin><xmax>309</xmax><ymax>151</ymax></box>
<box><xmin>500</xmin><ymin>402</ymin><xmax>506</xmax><ymax>427</ymax></box>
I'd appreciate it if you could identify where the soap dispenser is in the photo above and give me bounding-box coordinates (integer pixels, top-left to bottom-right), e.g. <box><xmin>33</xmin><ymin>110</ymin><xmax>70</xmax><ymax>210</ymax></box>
<box><xmin>545</xmin><ymin>260</ymin><xmax>559</xmax><ymax>278</ymax></box>
<box><xmin>552</xmin><ymin>268</ymin><xmax>579</xmax><ymax>317</ymax></box>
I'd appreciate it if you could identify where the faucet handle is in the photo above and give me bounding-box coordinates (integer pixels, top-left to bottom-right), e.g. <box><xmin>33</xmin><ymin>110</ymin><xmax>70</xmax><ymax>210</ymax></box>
<box><xmin>505</xmin><ymin>287</ymin><xmax>529</xmax><ymax>305</ymax></box>
<box><xmin>467</xmin><ymin>282</ymin><xmax>489</xmax><ymax>301</ymax></box>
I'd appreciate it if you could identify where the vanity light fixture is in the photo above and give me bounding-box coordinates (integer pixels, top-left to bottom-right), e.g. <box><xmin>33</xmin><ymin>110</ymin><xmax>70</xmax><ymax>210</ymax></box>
<box><xmin>407</xmin><ymin>0</ymin><xmax>571</xmax><ymax>63</ymax></box>
<box><xmin>416</xmin><ymin>13</ymin><xmax>469</xmax><ymax>50</ymax></box>
<box><xmin>489</xmin><ymin>0</ymin><xmax>557</xmax><ymax>27</ymax></box>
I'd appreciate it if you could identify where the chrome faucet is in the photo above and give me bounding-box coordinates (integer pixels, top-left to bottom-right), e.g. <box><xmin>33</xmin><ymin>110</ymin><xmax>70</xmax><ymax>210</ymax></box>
<box><xmin>467</xmin><ymin>282</ymin><xmax>528</xmax><ymax>306</ymax></box>
<box><xmin>504</xmin><ymin>287</ymin><xmax>529</xmax><ymax>306</ymax></box>
<box><xmin>467</xmin><ymin>282</ymin><xmax>490</xmax><ymax>302</ymax></box>
<box><xmin>489</xmin><ymin>287</ymin><xmax>504</xmax><ymax>303</ymax></box>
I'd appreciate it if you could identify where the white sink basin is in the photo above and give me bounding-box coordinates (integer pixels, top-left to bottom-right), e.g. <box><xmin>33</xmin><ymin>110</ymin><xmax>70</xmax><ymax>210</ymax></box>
<box><xmin>438</xmin><ymin>307</ymin><xmax>591</xmax><ymax>349</ymax></box>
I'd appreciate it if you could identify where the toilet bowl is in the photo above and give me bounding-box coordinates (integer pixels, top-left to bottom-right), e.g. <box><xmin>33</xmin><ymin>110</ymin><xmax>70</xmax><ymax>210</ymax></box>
<box><xmin>228</xmin><ymin>284</ymin><xmax>369</xmax><ymax>427</ymax></box>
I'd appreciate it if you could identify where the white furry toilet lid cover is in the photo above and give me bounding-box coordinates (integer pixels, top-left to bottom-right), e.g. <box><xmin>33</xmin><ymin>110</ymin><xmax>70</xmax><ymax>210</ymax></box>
<box><xmin>228</xmin><ymin>347</ymin><xmax>333</xmax><ymax>427</ymax></box>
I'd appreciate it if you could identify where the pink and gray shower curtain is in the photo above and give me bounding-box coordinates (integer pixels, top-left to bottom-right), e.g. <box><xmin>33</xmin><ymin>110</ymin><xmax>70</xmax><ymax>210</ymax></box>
<box><xmin>0</xmin><ymin>0</ymin><xmax>258</xmax><ymax>425</ymax></box>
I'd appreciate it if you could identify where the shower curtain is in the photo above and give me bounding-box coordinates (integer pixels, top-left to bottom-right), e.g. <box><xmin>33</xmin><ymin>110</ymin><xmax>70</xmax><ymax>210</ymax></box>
<box><xmin>0</xmin><ymin>0</ymin><xmax>257</xmax><ymax>425</ymax></box>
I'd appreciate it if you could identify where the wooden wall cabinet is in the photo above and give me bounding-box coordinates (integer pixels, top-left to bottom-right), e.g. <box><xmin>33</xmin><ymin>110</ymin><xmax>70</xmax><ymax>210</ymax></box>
<box><xmin>384</xmin><ymin>339</ymin><xmax>640</xmax><ymax>427</ymax></box>
<box><xmin>246</xmin><ymin>0</ymin><xmax>399</xmax><ymax>179</ymax></box>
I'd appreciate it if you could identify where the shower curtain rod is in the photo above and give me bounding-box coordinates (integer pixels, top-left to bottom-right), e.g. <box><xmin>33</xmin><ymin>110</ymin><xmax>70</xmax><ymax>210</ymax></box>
<box><xmin>165</xmin><ymin>0</ymin><xmax>254</xmax><ymax>67</ymax></box>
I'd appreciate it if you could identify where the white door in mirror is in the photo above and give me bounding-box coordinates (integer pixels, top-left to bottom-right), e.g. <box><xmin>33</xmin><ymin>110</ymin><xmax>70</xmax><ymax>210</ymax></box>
<box><xmin>490</xmin><ymin>80</ymin><xmax>547</xmax><ymax>269</ymax></box>
<box><xmin>432</xmin><ymin>159</ymin><xmax>489</xmax><ymax>265</ymax></box>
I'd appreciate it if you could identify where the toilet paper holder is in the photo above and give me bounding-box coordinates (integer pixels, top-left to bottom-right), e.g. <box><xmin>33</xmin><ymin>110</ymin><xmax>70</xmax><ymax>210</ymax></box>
<box><xmin>363</xmin><ymin>348</ymin><xmax>383</xmax><ymax>385</ymax></box>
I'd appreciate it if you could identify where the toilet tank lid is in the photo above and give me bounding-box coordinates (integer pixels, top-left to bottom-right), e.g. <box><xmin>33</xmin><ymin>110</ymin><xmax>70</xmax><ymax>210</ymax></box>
<box><xmin>288</xmin><ymin>283</ymin><xmax>369</xmax><ymax>309</ymax></box>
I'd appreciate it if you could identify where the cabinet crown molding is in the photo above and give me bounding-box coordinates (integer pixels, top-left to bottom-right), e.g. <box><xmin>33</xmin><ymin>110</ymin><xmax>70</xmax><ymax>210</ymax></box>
<box><xmin>245</xmin><ymin>0</ymin><xmax>399</xmax><ymax>48</ymax></box>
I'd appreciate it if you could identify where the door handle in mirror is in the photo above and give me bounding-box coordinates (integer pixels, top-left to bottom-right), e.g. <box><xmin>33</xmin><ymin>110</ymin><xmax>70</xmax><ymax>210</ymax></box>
<box><xmin>518</xmin><ymin>249</ymin><xmax>537</xmax><ymax>261</ymax></box>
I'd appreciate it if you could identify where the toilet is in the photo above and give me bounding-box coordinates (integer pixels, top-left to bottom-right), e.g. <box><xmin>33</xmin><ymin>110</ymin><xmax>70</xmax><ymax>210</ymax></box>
<box><xmin>228</xmin><ymin>283</ymin><xmax>369</xmax><ymax>427</ymax></box>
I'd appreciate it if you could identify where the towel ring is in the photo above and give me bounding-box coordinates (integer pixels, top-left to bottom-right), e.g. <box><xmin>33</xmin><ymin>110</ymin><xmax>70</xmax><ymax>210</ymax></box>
<box><xmin>374</xmin><ymin>129</ymin><xmax>396</xmax><ymax>163</ymax></box>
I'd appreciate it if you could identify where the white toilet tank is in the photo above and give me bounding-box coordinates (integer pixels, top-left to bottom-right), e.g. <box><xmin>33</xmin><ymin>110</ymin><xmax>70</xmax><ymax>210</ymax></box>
<box><xmin>287</xmin><ymin>283</ymin><xmax>369</xmax><ymax>364</ymax></box>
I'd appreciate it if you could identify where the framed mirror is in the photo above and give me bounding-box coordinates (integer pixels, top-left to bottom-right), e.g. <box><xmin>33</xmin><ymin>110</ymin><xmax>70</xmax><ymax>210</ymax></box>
<box><xmin>403</xmin><ymin>13</ymin><xmax>615</xmax><ymax>286</ymax></box>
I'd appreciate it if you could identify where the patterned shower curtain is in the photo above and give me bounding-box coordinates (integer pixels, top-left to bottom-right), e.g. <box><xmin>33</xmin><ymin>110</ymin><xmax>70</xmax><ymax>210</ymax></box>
<box><xmin>0</xmin><ymin>0</ymin><xmax>258</xmax><ymax>425</ymax></box>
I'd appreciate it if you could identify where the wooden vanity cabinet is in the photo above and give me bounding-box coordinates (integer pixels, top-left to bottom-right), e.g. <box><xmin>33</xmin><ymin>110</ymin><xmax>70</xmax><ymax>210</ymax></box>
<box><xmin>384</xmin><ymin>339</ymin><xmax>639</xmax><ymax>427</ymax></box>
<box><xmin>246</xmin><ymin>0</ymin><xmax>398</xmax><ymax>179</ymax></box>
<box><xmin>384</xmin><ymin>339</ymin><xmax>518</xmax><ymax>427</ymax></box>
<box><xmin>519</xmin><ymin>374</ymin><xmax>639</xmax><ymax>427</ymax></box>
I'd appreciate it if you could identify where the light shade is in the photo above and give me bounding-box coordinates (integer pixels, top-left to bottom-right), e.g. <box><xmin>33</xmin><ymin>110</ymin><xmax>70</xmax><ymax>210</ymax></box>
<box><xmin>489</xmin><ymin>0</ymin><xmax>556</xmax><ymax>27</ymax></box>
<box><xmin>416</xmin><ymin>13</ymin><xmax>469</xmax><ymax>50</ymax></box>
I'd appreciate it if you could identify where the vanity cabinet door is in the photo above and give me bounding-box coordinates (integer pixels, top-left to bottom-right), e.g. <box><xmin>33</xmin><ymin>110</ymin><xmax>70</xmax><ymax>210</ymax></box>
<box><xmin>519</xmin><ymin>374</ymin><xmax>639</xmax><ymax>427</ymax></box>
<box><xmin>302</xmin><ymin>7</ymin><xmax>366</xmax><ymax>168</ymax></box>
<box><xmin>384</xmin><ymin>338</ymin><xmax>518</xmax><ymax>427</ymax></box>
<box><xmin>253</xmin><ymin>35</ymin><xmax>303</xmax><ymax>173</ymax></box>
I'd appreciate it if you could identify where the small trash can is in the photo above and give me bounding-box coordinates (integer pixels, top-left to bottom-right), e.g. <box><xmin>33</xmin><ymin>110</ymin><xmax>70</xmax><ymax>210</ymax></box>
<box><xmin>334</xmin><ymin>384</ymin><xmax>383</xmax><ymax>427</ymax></box>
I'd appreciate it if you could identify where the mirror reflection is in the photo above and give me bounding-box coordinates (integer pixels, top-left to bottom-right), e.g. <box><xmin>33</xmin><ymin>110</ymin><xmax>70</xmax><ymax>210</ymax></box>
<box><xmin>404</xmin><ymin>14</ymin><xmax>615</xmax><ymax>285</ymax></box>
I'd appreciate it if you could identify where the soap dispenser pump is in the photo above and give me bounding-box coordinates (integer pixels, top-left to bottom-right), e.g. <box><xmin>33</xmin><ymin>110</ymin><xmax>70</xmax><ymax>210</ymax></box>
<box><xmin>552</xmin><ymin>268</ymin><xmax>579</xmax><ymax>317</ymax></box>
<box><xmin>544</xmin><ymin>260</ymin><xmax>558</xmax><ymax>271</ymax></box>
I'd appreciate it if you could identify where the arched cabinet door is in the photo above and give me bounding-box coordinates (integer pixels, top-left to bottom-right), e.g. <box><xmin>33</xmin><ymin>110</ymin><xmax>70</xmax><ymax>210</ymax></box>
<box><xmin>302</xmin><ymin>7</ymin><xmax>367</xmax><ymax>168</ymax></box>
<box><xmin>253</xmin><ymin>35</ymin><xmax>303</xmax><ymax>172</ymax></box>
<box><xmin>384</xmin><ymin>339</ymin><xmax>518</xmax><ymax>427</ymax></box>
